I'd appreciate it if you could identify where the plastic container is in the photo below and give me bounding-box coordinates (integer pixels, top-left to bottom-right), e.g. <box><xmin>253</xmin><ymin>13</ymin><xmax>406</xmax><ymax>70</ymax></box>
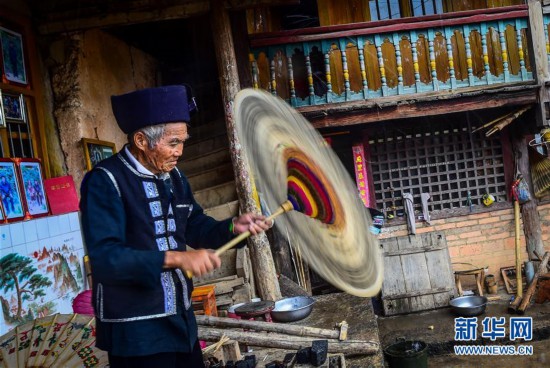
<box><xmin>384</xmin><ymin>339</ymin><xmax>428</xmax><ymax>368</ymax></box>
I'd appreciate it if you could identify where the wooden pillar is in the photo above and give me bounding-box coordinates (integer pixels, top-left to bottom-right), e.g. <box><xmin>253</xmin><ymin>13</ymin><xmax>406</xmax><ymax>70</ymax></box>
<box><xmin>210</xmin><ymin>0</ymin><xmax>282</xmax><ymax>301</ymax></box>
<box><xmin>528</xmin><ymin>0</ymin><xmax>550</xmax><ymax>127</ymax></box>
<box><xmin>511</xmin><ymin>123</ymin><xmax>545</xmax><ymax>260</ymax></box>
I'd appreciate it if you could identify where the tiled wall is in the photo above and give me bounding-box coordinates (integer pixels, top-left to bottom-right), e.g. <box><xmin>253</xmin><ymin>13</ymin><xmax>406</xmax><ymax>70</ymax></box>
<box><xmin>0</xmin><ymin>212</ymin><xmax>87</xmax><ymax>335</ymax></box>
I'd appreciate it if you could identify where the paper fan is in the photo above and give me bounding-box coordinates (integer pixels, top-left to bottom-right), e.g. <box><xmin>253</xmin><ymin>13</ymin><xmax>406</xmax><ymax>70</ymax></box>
<box><xmin>233</xmin><ymin>89</ymin><xmax>383</xmax><ymax>297</ymax></box>
<box><xmin>0</xmin><ymin>314</ymin><xmax>108</xmax><ymax>368</ymax></box>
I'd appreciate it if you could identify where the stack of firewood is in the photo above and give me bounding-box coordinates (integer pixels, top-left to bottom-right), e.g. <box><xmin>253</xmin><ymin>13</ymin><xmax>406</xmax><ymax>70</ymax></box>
<box><xmin>194</xmin><ymin>248</ymin><xmax>256</xmax><ymax>314</ymax></box>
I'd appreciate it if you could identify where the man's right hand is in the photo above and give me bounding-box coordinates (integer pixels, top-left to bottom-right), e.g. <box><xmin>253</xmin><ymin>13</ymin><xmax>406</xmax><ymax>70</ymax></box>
<box><xmin>164</xmin><ymin>249</ymin><xmax>221</xmax><ymax>277</ymax></box>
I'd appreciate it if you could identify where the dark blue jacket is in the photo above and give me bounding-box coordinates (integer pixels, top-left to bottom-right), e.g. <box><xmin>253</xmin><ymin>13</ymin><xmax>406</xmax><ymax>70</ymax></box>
<box><xmin>80</xmin><ymin>147</ymin><xmax>234</xmax><ymax>354</ymax></box>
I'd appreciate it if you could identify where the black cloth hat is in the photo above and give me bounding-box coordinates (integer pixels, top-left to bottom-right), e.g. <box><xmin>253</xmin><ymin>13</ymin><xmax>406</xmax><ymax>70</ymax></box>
<box><xmin>111</xmin><ymin>85</ymin><xmax>197</xmax><ymax>134</ymax></box>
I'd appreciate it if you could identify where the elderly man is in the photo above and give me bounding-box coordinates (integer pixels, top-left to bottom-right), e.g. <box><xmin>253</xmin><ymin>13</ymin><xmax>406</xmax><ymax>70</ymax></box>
<box><xmin>80</xmin><ymin>85</ymin><xmax>271</xmax><ymax>368</ymax></box>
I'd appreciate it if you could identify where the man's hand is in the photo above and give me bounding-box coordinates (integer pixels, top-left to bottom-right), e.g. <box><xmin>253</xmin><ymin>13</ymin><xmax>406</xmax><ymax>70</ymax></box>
<box><xmin>164</xmin><ymin>249</ymin><xmax>221</xmax><ymax>277</ymax></box>
<box><xmin>233</xmin><ymin>213</ymin><xmax>274</xmax><ymax>235</ymax></box>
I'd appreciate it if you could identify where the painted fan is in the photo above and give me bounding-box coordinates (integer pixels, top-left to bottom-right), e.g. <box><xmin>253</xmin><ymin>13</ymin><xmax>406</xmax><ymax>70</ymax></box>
<box><xmin>207</xmin><ymin>89</ymin><xmax>383</xmax><ymax>297</ymax></box>
<box><xmin>0</xmin><ymin>313</ymin><xmax>108</xmax><ymax>368</ymax></box>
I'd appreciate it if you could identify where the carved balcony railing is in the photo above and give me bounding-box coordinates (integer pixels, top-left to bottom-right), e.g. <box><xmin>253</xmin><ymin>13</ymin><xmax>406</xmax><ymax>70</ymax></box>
<box><xmin>249</xmin><ymin>5</ymin><xmax>533</xmax><ymax>108</ymax></box>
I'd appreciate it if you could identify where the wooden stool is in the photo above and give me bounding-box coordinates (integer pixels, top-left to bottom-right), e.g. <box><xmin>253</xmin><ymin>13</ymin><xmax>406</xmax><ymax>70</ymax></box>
<box><xmin>192</xmin><ymin>285</ymin><xmax>218</xmax><ymax>316</ymax></box>
<box><xmin>234</xmin><ymin>301</ymin><xmax>275</xmax><ymax>322</ymax></box>
<box><xmin>454</xmin><ymin>268</ymin><xmax>484</xmax><ymax>296</ymax></box>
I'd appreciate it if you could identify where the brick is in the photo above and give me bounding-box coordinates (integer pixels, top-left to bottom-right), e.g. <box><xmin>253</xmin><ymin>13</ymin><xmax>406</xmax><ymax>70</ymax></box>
<box><xmin>468</xmin><ymin>212</ymin><xmax>491</xmax><ymax>220</ymax></box>
<box><xmin>486</xmin><ymin>233</ymin><xmax>509</xmax><ymax>241</ymax></box>
<box><xmin>434</xmin><ymin>223</ymin><xmax>457</xmax><ymax>231</ymax></box>
<box><xmin>458</xmin><ymin>230</ymin><xmax>483</xmax><ymax>239</ymax></box>
<box><xmin>415</xmin><ymin>227</ymin><xmax>433</xmax><ymax>234</ymax></box>
<box><xmin>448</xmin><ymin>246</ymin><xmax>460</xmax><ymax>258</ymax></box>
<box><xmin>466</xmin><ymin>236</ymin><xmax>489</xmax><ymax>244</ymax></box>
<box><xmin>478</xmin><ymin>217</ymin><xmax>501</xmax><ymax>225</ymax></box>
<box><xmin>460</xmin><ymin>244</ymin><xmax>483</xmax><ymax>256</ymax></box>
<box><xmin>455</xmin><ymin>220</ymin><xmax>479</xmax><ymax>227</ymax></box>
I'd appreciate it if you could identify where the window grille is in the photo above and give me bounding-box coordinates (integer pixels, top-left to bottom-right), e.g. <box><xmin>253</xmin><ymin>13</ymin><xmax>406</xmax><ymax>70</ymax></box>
<box><xmin>367</xmin><ymin>119</ymin><xmax>508</xmax><ymax>219</ymax></box>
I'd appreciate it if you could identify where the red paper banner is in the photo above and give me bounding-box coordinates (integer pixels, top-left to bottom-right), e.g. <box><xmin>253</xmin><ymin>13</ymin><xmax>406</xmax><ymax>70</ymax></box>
<box><xmin>352</xmin><ymin>144</ymin><xmax>370</xmax><ymax>207</ymax></box>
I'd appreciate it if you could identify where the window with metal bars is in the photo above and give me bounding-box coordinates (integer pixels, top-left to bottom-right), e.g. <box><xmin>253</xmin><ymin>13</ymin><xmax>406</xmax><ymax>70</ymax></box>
<box><xmin>0</xmin><ymin>91</ymin><xmax>33</xmax><ymax>158</ymax></box>
<box><xmin>366</xmin><ymin>118</ymin><xmax>509</xmax><ymax>220</ymax></box>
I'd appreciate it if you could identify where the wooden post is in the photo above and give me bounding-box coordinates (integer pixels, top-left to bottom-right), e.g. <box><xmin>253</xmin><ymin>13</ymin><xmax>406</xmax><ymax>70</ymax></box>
<box><xmin>210</xmin><ymin>0</ymin><xmax>282</xmax><ymax>301</ymax></box>
<box><xmin>528</xmin><ymin>0</ymin><xmax>550</xmax><ymax>127</ymax></box>
<box><xmin>511</xmin><ymin>124</ymin><xmax>546</xmax><ymax>260</ymax></box>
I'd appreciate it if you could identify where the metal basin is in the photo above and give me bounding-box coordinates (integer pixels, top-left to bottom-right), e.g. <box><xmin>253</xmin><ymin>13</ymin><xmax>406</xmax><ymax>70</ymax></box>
<box><xmin>449</xmin><ymin>295</ymin><xmax>488</xmax><ymax>316</ymax></box>
<box><xmin>271</xmin><ymin>296</ymin><xmax>315</xmax><ymax>322</ymax></box>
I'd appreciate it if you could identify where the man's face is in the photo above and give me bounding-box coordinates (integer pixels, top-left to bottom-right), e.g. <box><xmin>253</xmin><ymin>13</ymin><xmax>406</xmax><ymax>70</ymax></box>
<box><xmin>143</xmin><ymin>123</ymin><xmax>189</xmax><ymax>174</ymax></box>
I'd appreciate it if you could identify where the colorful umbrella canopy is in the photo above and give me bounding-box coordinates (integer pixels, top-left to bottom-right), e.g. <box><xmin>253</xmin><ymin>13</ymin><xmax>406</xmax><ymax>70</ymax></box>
<box><xmin>234</xmin><ymin>89</ymin><xmax>383</xmax><ymax>297</ymax></box>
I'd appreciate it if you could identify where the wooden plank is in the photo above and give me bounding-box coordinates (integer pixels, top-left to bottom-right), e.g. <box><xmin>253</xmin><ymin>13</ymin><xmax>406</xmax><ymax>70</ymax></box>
<box><xmin>397</xmin><ymin>235</ymin><xmax>421</xmax><ymax>251</ymax></box>
<box><xmin>211</xmin><ymin>277</ymin><xmax>245</xmax><ymax>295</ymax></box>
<box><xmin>305</xmin><ymin>85</ymin><xmax>538</xmax><ymax>129</ymax></box>
<box><xmin>401</xmin><ymin>252</ymin><xmax>435</xmax><ymax>311</ymax></box>
<box><xmin>384</xmin><ymin>244</ymin><xmax>447</xmax><ymax>256</ymax></box>
<box><xmin>381</xmin><ymin>287</ymin><xmax>453</xmax><ymax>300</ymax></box>
<box><xmin>424</xmin><ymin>233</ymin><xmax>455</xmax><ymax>307</ymax></box>
<box><xmin>37</xmin><ymin>0</ymin><xmax>300</xmax><ymax>35</ymax></box>
<box><xmin>250</xmin><ymin>7</ymin><xmax>528</xmax><ymax>47</ymax></box>
<box><xmin>381</xmin><ymin>254</ymin><xmax>409</xmax><ymax>314</ymax></box>
<box><xmin>249</xmin><ymin>4</ymin><xmax>528</xmax><ymax>44</ymax></box>
<box><xmin>195</xmin><ymin>249</ymin><xmax>238</xmax><ymax>284</ymax></box>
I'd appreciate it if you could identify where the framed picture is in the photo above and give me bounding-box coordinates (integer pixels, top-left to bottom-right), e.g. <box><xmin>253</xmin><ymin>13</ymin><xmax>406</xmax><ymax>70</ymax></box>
<box><xmin>2</xmin><ymin>92</ymin><xmax>25</xmax><ymax>122</ymax></box>
<box><xmin>0</xmin><ymin>158</ymin><xmax>25</xmax><ymax>222</ymax></box>
<box><xmin>0</xmin><ymin>27</ymin><xmax>27</xmax><ymax>85</ymax></box>
<box><xmin>16</xmin><ymin>158</ymin><xmax>49</xmax><ymax>218</ymax></box>
<box><xmin>82</xmin><ymin>138</ymin><xmax>117</xmax><ymax>171</ymax></box>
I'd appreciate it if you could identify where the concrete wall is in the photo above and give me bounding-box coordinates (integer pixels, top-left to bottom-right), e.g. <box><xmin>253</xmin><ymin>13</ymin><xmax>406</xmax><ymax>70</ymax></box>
<box><xmin>379</xmin><ymin>203</ymin><xmax>550</xmax><ymax>289</ymax></box>
<box><xmin>49</xmin><ymin>29</ymin><xmax>158</xmax><ymax>193</ymax></box>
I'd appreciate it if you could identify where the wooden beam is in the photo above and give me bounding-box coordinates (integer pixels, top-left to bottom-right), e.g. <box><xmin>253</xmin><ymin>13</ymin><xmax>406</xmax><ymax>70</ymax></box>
<box><xmin>210</xmin><ymin>0</ymin><xmax>282</xmax><ymax>301</ymax></box>
<box><xmin>36</xmin><ymin>0</ymin><xmax>299</xmax><ymax>35</ymax></box>
<box><xmin>38</xmin><ymin>2</ymin><xmax>210</xmax><ymax>34</ymax></box>
<box><xmin>528</xmin><ymin>0</ymin><xmax>550</xmax><ymax>127</ymax></box>
<box><xmin>299</xmin><ymin>85</ymin><xmax>539</xmax><ymax>129</ymax></box>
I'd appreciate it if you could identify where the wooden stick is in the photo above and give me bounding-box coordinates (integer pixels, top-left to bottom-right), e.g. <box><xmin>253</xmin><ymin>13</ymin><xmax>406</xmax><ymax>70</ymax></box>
<box><xmin>533</xmin><ymin>250</ymin><xmax>550</xmax><ymax>270</ymax></box>
<box><xmin>514</xmin><ymin>201</ymin><xmax>523</xmax><ymax>298</ymax></box>
<box><xmin>518</xmin><ymin>252</ymin><xmax>550</xmax><ymax>314</ymax></box>
<box><xmin>217</xmin><ymin>200</ymin><xmax>294</xmax><ymax>257</ymax></box>
<box><xmin>198</xmin><ymin>327</ymin><xmax>379</xmax><ymax>356</ymax></box>
<box><xmin>186</xmin><ymin>200</ymin><xmax>294</xmax><ymax>278</ymax></box>
<box><xmin>196</xmin><ymin>314</ymin><xmax>341</xmax><ymax>340</ymax></box>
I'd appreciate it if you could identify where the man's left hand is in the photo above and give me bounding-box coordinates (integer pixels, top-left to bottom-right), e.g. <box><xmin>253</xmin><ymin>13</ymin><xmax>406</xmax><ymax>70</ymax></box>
<box><xmin>233</xmin><ymin>213</ymin><xmax>274</xmax><ymax>235</ymax></box>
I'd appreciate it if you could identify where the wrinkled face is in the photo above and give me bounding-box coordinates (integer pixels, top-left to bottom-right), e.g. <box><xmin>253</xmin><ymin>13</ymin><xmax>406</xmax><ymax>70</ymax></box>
<box><xmin>141</xmin><ymin>123</ymin><xmax>189</xmax><ymax>174</ymax></box>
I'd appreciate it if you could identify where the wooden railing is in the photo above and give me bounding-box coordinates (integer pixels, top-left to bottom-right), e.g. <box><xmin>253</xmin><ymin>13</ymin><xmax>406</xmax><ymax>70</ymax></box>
<box><xmin>249</xmin><ymin>5</ymin><xmax>533</xmax><ymax>107</ymax></box>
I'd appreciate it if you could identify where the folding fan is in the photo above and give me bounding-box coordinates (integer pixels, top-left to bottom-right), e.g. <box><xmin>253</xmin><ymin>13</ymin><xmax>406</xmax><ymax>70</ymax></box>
<box><xmin>0</xmin><ymin>314</ymin><xmax>108</xmax><ymax>368</ymax></box>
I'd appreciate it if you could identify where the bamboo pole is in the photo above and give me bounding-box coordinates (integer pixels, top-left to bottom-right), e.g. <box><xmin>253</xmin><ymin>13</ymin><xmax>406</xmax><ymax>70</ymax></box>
<box><xmin>196</xmin><ymin>315</ymin><xmax>341</xmax><ymax>340</ymax></box>
<box><xmin>198</xmin><ymin>327</ymin><xmax>379</xmax><ymax>356</ymax></box>
<box><xmin>514</xmin><ymin>200</ymin><xmax>523</xmax><ymax>299</ymax></box>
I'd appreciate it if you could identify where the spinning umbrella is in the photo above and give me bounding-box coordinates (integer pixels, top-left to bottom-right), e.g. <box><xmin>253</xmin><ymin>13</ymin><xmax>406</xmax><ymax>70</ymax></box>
<box><xmin>221</xmin><ymin>89</ymin><xmax>383</xmax><ymax>297</ymax></box>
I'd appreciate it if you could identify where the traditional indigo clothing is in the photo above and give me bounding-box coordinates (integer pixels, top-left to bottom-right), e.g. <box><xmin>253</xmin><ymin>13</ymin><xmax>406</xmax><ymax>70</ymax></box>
<box><xmin>80</xmin><ymin>146</ymin><xmax>234</xmax><ymax>356</ymax></box>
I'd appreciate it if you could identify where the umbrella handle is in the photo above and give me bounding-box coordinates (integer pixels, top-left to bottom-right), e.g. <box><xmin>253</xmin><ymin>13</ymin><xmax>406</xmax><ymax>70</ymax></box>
<box><xmin>185</xmin><ymin>200</ymin><xmax>294</xmax><ymax>278</ymax></box>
